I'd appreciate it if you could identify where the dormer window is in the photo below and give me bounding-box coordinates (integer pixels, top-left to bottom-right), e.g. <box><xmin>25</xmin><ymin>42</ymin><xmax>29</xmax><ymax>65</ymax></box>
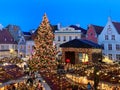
<box><xmin>5</xmin><ymin>38</ymin><xmax>7</xmax><ymax>41</ymax></box>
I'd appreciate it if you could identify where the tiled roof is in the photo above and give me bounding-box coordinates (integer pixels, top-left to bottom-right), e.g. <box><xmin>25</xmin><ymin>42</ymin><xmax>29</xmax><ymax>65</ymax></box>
<box><xmin>60</xmin><ymin>39</ymin><xmax>102</xmax><ymax>48</ymax></box>
<box><xmin>23</xmin><ymin>32</ymin><xmax>31</xmax><ymax>36</ymax></box>
<box><xmin>0</xmin><ymin>29</ymin><xmax>17</xmax><ymax>44</ymax></box>
<box><xmin>23</xmin><ymin>32</ymin><xmax>32</xmax><ymax>41</ymax></box>
<box><xmin>24</xmin><ymin>36</ymin><xmax>32</xmax><ymax>41</ymax></box>
<box><xmin>112</xmin><ymin>22</ymin><xmax>120</xmax><ymax>34</ymax></box>
<box><xmin>0</xmin><ymin>65</ymin><xmax>25</xmax><ymax>83</ymax></box>
<box><xmin>51</xmin><ymin>25</ymin><xmax>58</xmax><ymax>32</ymax></box>
<box><xmin>92</xmin><ymin>25</ymin><xmax>104</xmax><ymax>35</ymax></box>
<box><xmin>69</xmin><ymin>25</ymin><xmax>87</xmax><ymax>34</ymax></box>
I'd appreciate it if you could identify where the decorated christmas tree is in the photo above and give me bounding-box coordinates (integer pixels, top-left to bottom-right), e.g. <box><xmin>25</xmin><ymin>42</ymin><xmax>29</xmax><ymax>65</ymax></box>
<box><xmin>28</xmin><ymin>13</ymin><xmax>56</xmax><ymax>71</ymax></box>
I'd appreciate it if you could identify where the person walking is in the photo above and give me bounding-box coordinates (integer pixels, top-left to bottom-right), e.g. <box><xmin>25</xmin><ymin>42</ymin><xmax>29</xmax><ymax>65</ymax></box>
<box><xmin>36</xmin><ymin>80</ymin><xmax>43</xmax><ymax>90</ymax></box>
<box><xmin>87</xmin><ymin>82</ymin><xmax>92</xmax><ymax>90</ymax></box>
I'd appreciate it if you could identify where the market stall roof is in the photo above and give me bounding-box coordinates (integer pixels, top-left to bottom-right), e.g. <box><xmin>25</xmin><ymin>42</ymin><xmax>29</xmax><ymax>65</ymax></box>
<box><xmin>0</xmin><ymin>65</ymin><xmax>25</xmax><ymax>83</ymax></box>
<box><xmin>60</xmin><ymin>39</ymin><xmax>102</xmax><ymax>48</ymax></box>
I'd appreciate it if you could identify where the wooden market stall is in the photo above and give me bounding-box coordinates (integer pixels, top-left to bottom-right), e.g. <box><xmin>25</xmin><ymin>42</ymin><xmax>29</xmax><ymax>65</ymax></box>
<box><xmin>60</xmin><ymin>39</ymin><xmax>102</xmax><ymax>64</ymax></box>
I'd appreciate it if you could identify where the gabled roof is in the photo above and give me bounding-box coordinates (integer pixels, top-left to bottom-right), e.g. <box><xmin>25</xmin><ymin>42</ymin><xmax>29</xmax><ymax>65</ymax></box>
<box><xmin>0</xmin><ymin>64</ymin><xmax>24</xmax><ymax>83</ymax></box>
<box><xmin>23</xmin><ymin>32</ymin><xmax>32</xmax><ymax>41</ymax></box>
<box><xmin>69</xmin><ymin>25</ymin><xmax>87</xmax><ymax>34</ymax></box>
<box><xmin>112</xmin><ymin>22</ymin><xmax>120</xmax><ymax>34</ymax></box>
<box><xmin>92</xmin><ymin>25</ymin><xmax>104</xmax><ymax>35</ymax></box>
<box><xmin>51</xmin><ymin>25</ymin><xmax>58</xmax><ymax>32</ymax></box>
<box><xmin>0</xmin><ymin>29</ymin><xmax>17</xmax><ymax>44</ymax></box>
<box><xmin>23</xmin><ymin>32</ymin><xmax>31</xmax><ymax>36</ymax></box>
<box><xmin>60</xmin><ymin>39</ymin><xmax>102</xmax><ymax>48</ymax></box>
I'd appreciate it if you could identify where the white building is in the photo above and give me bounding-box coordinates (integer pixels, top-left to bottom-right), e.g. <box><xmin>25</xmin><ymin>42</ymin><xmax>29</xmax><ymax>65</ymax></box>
<box><xmin>18</xmin><ymin>32</ymin><xmax>34</xmax><ymax>58</ymax></box>
<box><xmin>54</xmin><ymin>24</ymin><xmax>86</xmax><ymax>51</ymax></box>
<box><xmin>98</xmin><ymin>17</ymin><xmax>120</xmax><ymax>61</ymax></box>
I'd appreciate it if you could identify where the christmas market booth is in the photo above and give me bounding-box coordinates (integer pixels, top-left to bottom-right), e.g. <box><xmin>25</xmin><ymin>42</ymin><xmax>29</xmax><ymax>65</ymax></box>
<box><xmin>60</xmin><ymin>39</ymin><xmax>102</xmax><ymax>64</ymax></box>
<box><xmin>0</xmin><ymin>64</ymin><xmax>25</xmax><ymax>90</ymax></box>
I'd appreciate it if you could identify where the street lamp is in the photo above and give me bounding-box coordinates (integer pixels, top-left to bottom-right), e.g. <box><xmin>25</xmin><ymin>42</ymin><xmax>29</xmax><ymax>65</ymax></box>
<box><xmin>10</xmin><ymin>48</ymin><xmax>14</xmax><ymax>57</ymax></box>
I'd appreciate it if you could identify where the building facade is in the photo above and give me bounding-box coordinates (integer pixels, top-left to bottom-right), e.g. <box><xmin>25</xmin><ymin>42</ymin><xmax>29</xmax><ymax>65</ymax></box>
<box><xmin>54</xmin><ymin>24</ymin><xmax>86</xmax><ymax>51</ymax></box>
<box><xmin>6</xmin><ymin>24</ymin><xmax>23</xmax><ymax>43</ymax></box>
<box><xmin>18</xmin><ymin>32</ymin><xmax>34</xmax><ymax>58</ymax></box>
<box><xmin>0</xmin><ymin>28</ymin><xmax>17</xmax><ymax>58</ymax></box>
<box><xmin>86</xmin><ymin>24</ymin><xmax>103</xmax><ymax>43</ymax></box>
<box><xmin>98</xmin><ymin>17</ymin><xmax>120</xmax><ymax>61</ymax></box>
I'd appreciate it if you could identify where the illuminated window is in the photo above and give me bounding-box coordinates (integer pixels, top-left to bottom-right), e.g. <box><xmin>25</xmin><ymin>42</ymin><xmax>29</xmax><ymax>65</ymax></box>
<box><xmin>108</xmin><ymin>44</ymin><xmax>112</xmax><ymax>50</ymax></box>
<box><xmin>108</xmin><ymin>54</ymin><xmax>112</xmax><ymax>60</ymax></box>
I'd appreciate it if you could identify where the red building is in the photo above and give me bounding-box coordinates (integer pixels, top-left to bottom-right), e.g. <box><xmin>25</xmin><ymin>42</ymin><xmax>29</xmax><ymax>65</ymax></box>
<box><xmin>86</xmin><ymin>24</ymin><xmax>104</xmax><ymax>43</ymax></box>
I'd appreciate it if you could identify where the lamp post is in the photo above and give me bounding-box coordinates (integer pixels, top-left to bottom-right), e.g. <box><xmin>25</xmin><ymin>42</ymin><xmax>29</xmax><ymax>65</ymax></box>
<box><xmin>10</xmin><ymin>48</ymin><xmax>14</xmax><ymax>57</ymax></box>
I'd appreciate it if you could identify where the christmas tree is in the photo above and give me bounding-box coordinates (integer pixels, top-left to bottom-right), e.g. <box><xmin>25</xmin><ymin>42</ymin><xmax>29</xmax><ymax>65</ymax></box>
<box><xmin>30</xmin><ymin>13</ymin><xmax>56</xmax><ymax>69</ymax></box>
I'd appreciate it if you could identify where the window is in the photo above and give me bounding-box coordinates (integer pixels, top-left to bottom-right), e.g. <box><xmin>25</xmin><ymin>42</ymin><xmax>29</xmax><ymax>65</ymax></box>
<box><xmin>90</xmin><ymin>33</ymin><xmax>93</xmax><ymax>36</ymax></box>
<box><xmin>20</xmin><ymin>46</ymin><xmax>22</xmax><ymax>49</ymax></box>
<box><xmin>116</xmin><ymin>54</ymin><xmax>120</xmax><ymax>60</ymax></box>
<box><xmin>101</xmin><ymin>44</ymin><xmax>104</xmax><ymax>50</ymax></box>
<box><xmin>58</xmin><ymin>36</ymin><xmax>60</xmax><ymax>41</ymax></box>
<box><xmin>63</xmin><ymin>36</ymin><xmax>66</xmax><ymax>41</ymax></box>
<box><xmin>28</xmin><ymin>45</ymin><xmax>30</xmax><ymax>49</ymax></box>
<box><xmin>5</xmin><ymin>45</ymin><xmax>9</xmax><ymax>50</ymax></box>
<box><xmin>75</xmin><ymin>36</ymin><xmax>78</xmax><ymax>39</ymax></box>
<box><xmin>116</xmin><ymin>44</ymin><xmax>120</xmax><ymax>51</ymax></box>
<box><xmin>108</xmin><ymin>54</ymin><xmax>112</xmax><ymax>60</ymax></box>
<box><xmin>15</xmin><ymin>45</ymin><xmax>17</xmax><ymax>50</ymax></box>
<box><xmin>108</xmin><ymin>44</ymin><xmax>112</xmax><ymax>50</ymax></box>
<box><xmin>12</xmin><ymin>45</ymin><xmax>14</xmax><ymax>49</ymax></box>
<box><xmin>105</xmin><ymin>35</ymin><xmax>108</xmax><ymax>40</ymax></box>
<box><xmin>1</xmin><ymin>45</ymin><xmax>4</xmax><ymax>50</ymax></box>
<box><xmin>69</xmin><ymin>36</ymin><xmax>72</xmax><ymax>41</ymax></box>
<box><xmin>111</xmin><ymin>35</ymin><xmax>115</xmax><ymax>40</ymax></box>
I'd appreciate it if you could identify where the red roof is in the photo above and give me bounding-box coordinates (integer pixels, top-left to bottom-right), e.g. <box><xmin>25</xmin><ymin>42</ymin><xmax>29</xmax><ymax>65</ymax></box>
<box><xmin>92</xmin><ymin>25</ymin><xmax>104</xmax><ymax>35</ymax></box>
<box><xmin>0</xmin><ymin>29</ymin><xmax>17</xmax><ymax>44</ymax></box>
<box><xmin>112</xmin><ymin>22</ymin><xmax>120</xmax><ymax>34</ymax></box>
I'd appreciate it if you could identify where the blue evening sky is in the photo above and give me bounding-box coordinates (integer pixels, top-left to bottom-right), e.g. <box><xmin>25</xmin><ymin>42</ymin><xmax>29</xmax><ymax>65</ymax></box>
<box><xmin>0</xmin><ymin>0</ymin><xmax>120</xmax><ymax>31</ymax></box>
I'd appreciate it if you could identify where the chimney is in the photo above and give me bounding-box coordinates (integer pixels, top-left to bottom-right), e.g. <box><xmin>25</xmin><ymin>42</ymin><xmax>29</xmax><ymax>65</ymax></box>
<box><xmin>0</xmin><ymin>24</ymin><xmax>3</xmax><ymax>30</ymax></box>
<box><xmin>76</xmin><ymin>24</ymin><xmax>80</xmax><ymax>27</ymax></box>
<box><xmin>57</xmin><ymin>23</ymin><xmax>61</xmax><ymax>30</ymax></box>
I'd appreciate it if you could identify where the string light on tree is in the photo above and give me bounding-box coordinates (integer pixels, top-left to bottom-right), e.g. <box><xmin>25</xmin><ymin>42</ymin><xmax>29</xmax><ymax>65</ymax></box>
<box><xmin>28</xmin><ymin>13</ymin><xmax>56</xmax><ymax>71</ymax></box>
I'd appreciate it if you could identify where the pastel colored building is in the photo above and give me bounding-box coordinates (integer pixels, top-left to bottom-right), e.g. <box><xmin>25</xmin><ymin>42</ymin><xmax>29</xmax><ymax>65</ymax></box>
<box><xmin>98</xmin><ymin>17</ymin><xmax>120</xmax><ymax>61</ymax></box>
<box><xmin>86</xmin><ymin>24</ymin><xmax>103</xmax><ymax>43</ymax></box>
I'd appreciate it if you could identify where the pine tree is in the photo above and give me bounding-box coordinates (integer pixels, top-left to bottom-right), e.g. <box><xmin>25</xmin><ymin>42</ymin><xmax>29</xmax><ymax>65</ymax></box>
<box><xmin>34</xmin><ymin>13</ymin><xmax>56</xmax><ymax>65</ymax></box>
